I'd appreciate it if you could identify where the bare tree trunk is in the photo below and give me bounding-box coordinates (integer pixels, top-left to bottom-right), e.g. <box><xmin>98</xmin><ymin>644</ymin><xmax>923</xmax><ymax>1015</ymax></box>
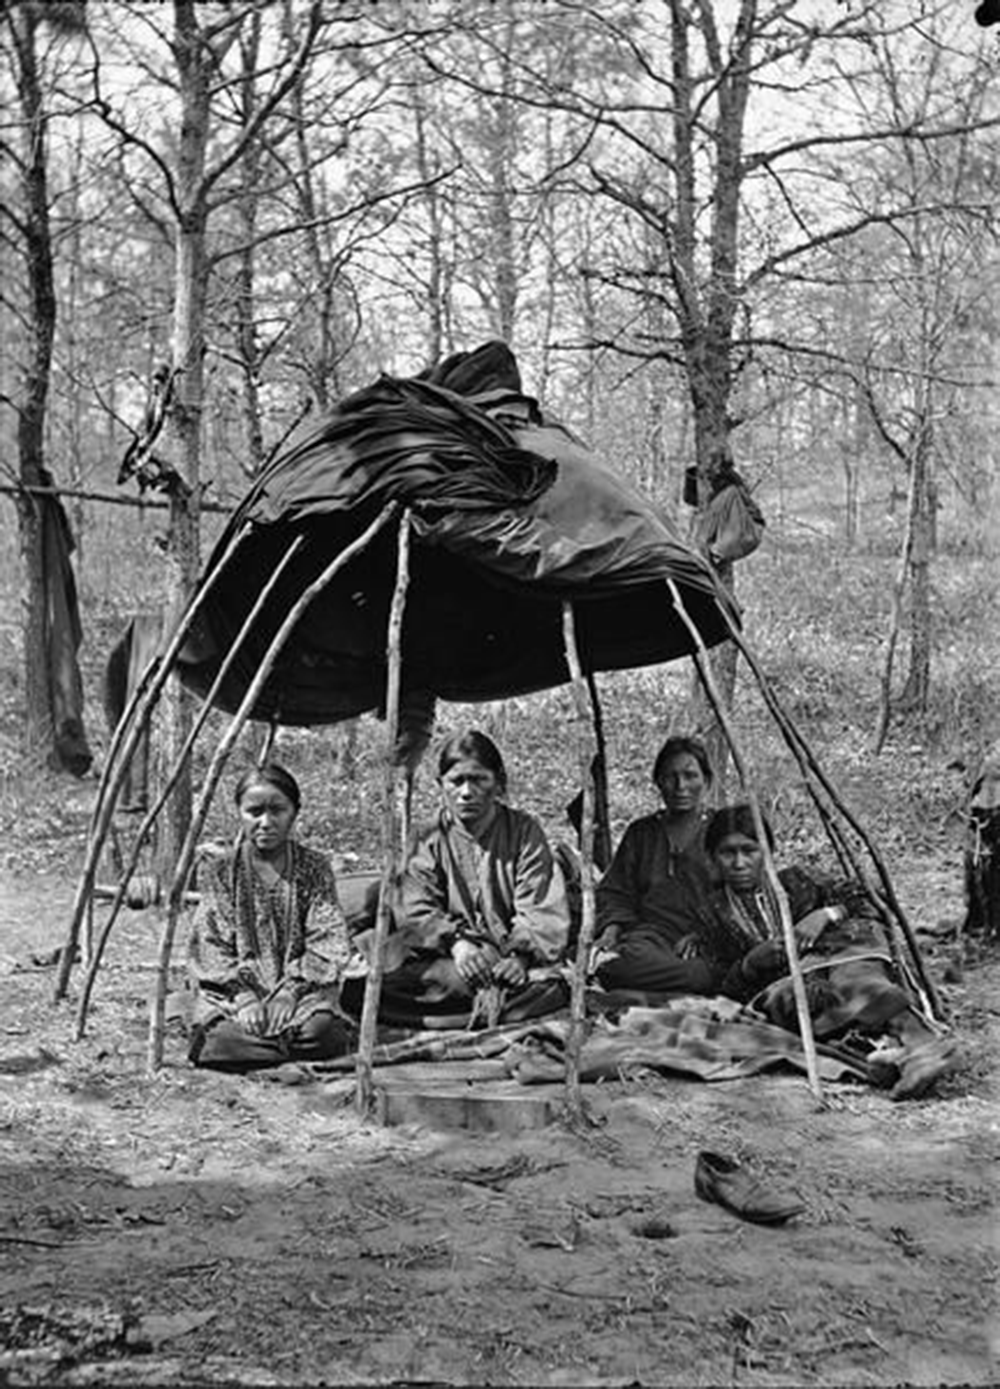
<box><xmin>413</xmin><ymin>87</ymin><xmax>445</xmax><ymax>366</ymax></box>
<box><xmin>284</xmin><ymin>0</ymin><xmax>339</xmax><ymax>407</ymax></box>
<box><xmin>843</xmin><ymin>455</ymin><xmax>860</xmax><ymax>548</ymax></box>
<box><xmin>10</xmin><ymin>5</ymin><xmax>56</xmax><ymax>761</ymax></box>
<box><xmin>159</xmin><ymin>0</ymin><xmax>212</xmax><ymax>871</ymax></box>
<box><xmin>901</xmin><ymin>432</ymin><xmax>932</xmax><ymax>712</ymax></box>
<box><xmin>690</xmin><ymin>562</ymin><xmax>738</xmax><ymax>789</ymax></box>
<box><xmin>579</xmin><ymin>256</ymin><xmax>598</xmax><ymax>440</ymax></box>
<box><xmin>65</xmin><ymin>125</ymin><xmax>88</xmax><ymax>557</ymax></box>
<box><xmin>667</xmin><ymin>0</ymin><xmax>755</xmax><ymax>783</ymax></box>
<box><xmin>236</xmin><ymin>9</ymin><xmax>265</xmax><ymax>476</ymax></box>
<box><xmin>841</xmin><ymin>396</ymin><xmax>861</xmax><ymax>549</ymax></box>
<box><xmin>490</xmin><ymin>22</ymin><xmax>518</xmax><ymax>343</ymax></box>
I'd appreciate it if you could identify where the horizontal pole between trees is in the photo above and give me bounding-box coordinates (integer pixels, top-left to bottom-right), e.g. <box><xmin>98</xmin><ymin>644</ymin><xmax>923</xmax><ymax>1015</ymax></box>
<box><xmin>0</xmin><ymin>482</ymin><xmax>232</xmax><ymax>514</ymax></box>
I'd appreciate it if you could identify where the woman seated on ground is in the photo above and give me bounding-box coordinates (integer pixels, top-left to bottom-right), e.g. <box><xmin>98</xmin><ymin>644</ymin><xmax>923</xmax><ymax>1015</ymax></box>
<box><xmin>187</xmin><ymin>763</ymin><xmax>359</xmax><ymax>1072</ymax></box>
<box><xmin>592</xmin><ymin>735</ymin><xmax>718</xmax><ymax>999</ymax></box>
<box><xmin>374</xmin><ymin>730</ymin><xmax>570</xmax><ymax>1027</ymax></box>
<box><xmin>690</xmin><ymin>804</ymin><xmax>961</xmax><ymax>1101</ymax></box>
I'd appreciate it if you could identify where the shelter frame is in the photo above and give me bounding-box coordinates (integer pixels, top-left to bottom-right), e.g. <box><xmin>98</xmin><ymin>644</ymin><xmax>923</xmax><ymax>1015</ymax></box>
<box><xmin>52</xmin><ymin>358</ymin><xmax>944</xmax><ymax>1105</ymax></box>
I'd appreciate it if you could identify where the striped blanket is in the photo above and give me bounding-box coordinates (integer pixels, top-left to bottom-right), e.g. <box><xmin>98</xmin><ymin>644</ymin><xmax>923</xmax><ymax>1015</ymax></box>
<box><xmin>314</xmin><ymin>996</ymin><xmax>873</xmax><ymax>1086</ymax></box>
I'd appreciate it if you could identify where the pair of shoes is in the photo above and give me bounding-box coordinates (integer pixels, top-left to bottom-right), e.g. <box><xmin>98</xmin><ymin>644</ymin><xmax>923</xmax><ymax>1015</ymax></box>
<box><xmin>694</xmin><ymin>1151</ymin><xmax>805</xmax><ymax>1226</ymax></box>
<box><xmin>890</xmin><ymin>1038</ymin><xmax>963</xmax><ymax>1101</ymax></box>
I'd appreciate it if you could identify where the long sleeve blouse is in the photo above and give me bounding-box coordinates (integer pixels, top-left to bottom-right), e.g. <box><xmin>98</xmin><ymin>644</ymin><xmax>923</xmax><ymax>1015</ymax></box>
<box><xmin>596</xmin><ymin>811</ymin><xmax>713</xmax><ymax>947</ymax></box>
<box><xmin>400</xmin><ymin>803</ymin><xmax>569</xmax><ymax>966</ymax></box>
<box><xmin>697</xmin><ymin>866</ymin><xmax>893</xmax><ymax>1003</ymax></box>
<box><xmin>188</xmin><ymin>840</ymin><xmax>354</xmax><ymax>1019</ymax></box>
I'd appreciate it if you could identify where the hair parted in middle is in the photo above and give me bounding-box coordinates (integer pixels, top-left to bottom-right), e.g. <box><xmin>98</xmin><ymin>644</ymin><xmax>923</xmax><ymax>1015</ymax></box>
<box><xmin>437</xmin><ymin>730</ymin><xmax>508</xmax><ymax>794</ymax></box>
<box><xmin>705</xmin><ymin>803</ymin><xmax>775</xmax><ymax>856</ymax></box>
<box><xmin>651</xmin><ymin>734</ymin><xmax>713</xmax><ymax>787</ymax></box>
<box><xmin>233</xmin><ymin>761</ymin><xmax>302</xmax><ymax>812</ymax></box>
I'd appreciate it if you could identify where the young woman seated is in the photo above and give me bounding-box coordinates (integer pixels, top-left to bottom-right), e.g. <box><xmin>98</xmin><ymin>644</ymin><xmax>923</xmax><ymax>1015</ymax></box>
<box><xmin>592</xmin><ymin>735</ymin><xmax>718</xmax><ymax>1000</ymax></box>
<box><xmin>690</xmin><ymin>804</ymin><xmax>961</xmax><ymax>1101</ymax></box>
<box><xmin>369</xmin><ymin>730</ymin><xmax>570</xmax><ymax>1027</ymax></box>
<box><xmin>187</xmin><ymin>763</ymin><xmax>360</xmax><ymax>1072</ymax></box>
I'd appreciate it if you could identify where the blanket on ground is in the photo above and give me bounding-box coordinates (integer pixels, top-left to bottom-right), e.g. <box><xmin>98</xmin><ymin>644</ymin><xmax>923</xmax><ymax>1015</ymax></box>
<box><xmin>313</xmin><ymin>996</ymin><xmax>873</xmax><ymax>1086</ymax></box>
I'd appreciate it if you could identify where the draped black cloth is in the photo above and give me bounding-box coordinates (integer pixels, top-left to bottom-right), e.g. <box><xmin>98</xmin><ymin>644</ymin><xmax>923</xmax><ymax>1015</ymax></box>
<box><xmin>177</xmin><ymin>343</ymin><xmax>737</xmax><ymax>726</ymax></box>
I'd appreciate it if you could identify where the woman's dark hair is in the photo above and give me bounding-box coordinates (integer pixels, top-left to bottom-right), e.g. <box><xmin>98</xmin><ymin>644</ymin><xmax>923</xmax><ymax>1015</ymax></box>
<box><xmin>234</xmin><ymin>762</ymin><xmax>302</xmax><ymax>812</ymax></box>
<box><xmin>705</xmin><ymin>803</ymin><xmax>774</xmax><ymax>856</ymax></box>
<box><xmin>437</xmin><ymin>730</ymin><xmax>507</xmax><ymax>793</ymax></box>
<box><xmin>652</xmin><ymin>735</ymin><xmax>713</xmax><ymax>786</ymax></box>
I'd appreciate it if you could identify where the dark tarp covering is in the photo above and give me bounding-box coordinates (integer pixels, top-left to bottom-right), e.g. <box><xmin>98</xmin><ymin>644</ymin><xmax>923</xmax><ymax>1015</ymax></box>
<box><xmin>176</xmin><ymin>344</ymin><xmax>738</xmax><ymax>726</ymax></box>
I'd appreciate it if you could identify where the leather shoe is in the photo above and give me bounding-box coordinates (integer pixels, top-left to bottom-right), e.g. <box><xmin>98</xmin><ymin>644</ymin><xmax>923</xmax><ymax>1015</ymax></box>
<box><xmin>695</xmin><ymin>1151</ymin><xmax>805</xmax><ymax>1226</ymax></box>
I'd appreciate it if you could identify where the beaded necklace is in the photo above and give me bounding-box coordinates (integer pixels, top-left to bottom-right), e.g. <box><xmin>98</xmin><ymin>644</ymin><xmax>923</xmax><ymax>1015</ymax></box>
<box><xmin>725</xmin><ymin>884</ymin><xmax>775</xmax><ymax>946</ymax></box>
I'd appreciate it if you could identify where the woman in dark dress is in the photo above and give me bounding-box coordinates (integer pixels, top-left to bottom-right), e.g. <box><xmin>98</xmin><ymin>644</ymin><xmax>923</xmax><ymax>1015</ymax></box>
<box><xmin>593</xmin><ymin>736</ymin><xmax>718</xmax><ymax>999</ymax></box>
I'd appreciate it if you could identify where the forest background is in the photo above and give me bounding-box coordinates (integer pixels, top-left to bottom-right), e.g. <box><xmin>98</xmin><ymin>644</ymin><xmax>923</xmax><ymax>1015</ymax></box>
<box><xmin>1</xmin><ymin>0</ymin><xmax>998</xmax><ymax>900</ymax></box>
<box><xmin>2</xmin><ymin>8</ymin><xmax>999</xmax><ymax>1385</ymax></box>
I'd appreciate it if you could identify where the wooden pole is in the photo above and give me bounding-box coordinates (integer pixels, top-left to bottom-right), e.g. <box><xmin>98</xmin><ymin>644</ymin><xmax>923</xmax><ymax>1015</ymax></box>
<box><xmin>585</xmin><ymin>670</ymin><xmax>612</xmax><ymax>870</ymax></box>
<box><xmin>666</xmin><ymin>579</ymin><xmax>824</xmax><ymax>1103</ymax></box>
<box><xmin>0</xmin><ymin>480</ymin><xmax>231</xmax><ymax>513</ymax></box>
<box><xmin>715</xmin><ymin>598</ymin><xmax>942</xmax><ymax>1019</ymax></box>
<box><xmin>74</xmin><ymin>535</ymin><xmax>306</xmax><ymax>1032</ymax></box>
<box><xmin>141</xmin><ymin>504</ymin><xmax>400</xmax><ymax>1068</ymax></box>
<box><xmin>87</xmin><ymin>524</ymin><xmax>249</xmax><ymax>853</ymax></box>
<box><xmin>562</xmin><ymin>602</ymin><xmax>598</xmax><ymax>1123</ymax></box>
<box><xmin>355</xmin><ymin>509</ymin><xmax>412</xmax><ymax>1117</ymax></box>
<box><xmin>56</xmin><ymin>522</ymin><xmax>251</xmax><ymax>1000</ymax></box>
<box><xmin>806</xmin><ymin>792</ymin><xmax>860</xmax><ymax>881</ymax></box>
<box><xmin>82</xmin><ymin>898</ymin><xmax>93</xmax><ymax>971</ymax></box>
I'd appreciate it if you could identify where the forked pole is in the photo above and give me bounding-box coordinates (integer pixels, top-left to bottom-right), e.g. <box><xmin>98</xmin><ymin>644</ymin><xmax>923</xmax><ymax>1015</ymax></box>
<box><xmin>666</xmin><ymin>579</ymin><xmax>824</xmax><ymax>1103</ymax></box>
<box><xmin>56</xmin><ymin>523</ymin><xmax>250</xmax><ymax>1001</ymax></box>
<box><xmin>142</xmin><ymin>503</ymin><xmax>400</xmax><ymax>1068</ymax></box>
<box><xmin>74</xmin><ymin>535</ymin><xmax>306</xmax><ymax>1031</ymax></box>
<box><xmin>355</xmin><ymin>509</ymin><xmax>412</xmax><ymax>1116</ymax></box>
<box><xmin>562</xmin><ymin>602</ymin><xmax>599</xmax><ymax>1123</ymax></box>
<box><xmin>715</xmin><ymin>599</ymin><xmax>942</xmax><ymax>1019</ymax></box>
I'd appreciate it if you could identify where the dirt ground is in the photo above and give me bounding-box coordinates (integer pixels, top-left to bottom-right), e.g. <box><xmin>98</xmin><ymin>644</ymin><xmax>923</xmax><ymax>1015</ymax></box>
<box><xmin>1</xmin><ymin>859</ymin><xmax>997</xmax><ymax>1388</ymax></box>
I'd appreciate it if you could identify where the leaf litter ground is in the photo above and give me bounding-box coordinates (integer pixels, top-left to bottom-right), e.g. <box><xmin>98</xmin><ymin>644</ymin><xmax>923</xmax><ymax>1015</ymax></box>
<box><xmin>0</xmin><ymin>864</ymin><xmax>996</xmax><ymax>1388</ymax></box>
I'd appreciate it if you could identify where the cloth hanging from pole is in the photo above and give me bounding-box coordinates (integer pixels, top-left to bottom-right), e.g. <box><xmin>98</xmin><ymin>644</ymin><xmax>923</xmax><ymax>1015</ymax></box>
<box><xmin>40</xmin><ymin>470</ymin><xmax>92</xmax><ymax>776</ymax></box>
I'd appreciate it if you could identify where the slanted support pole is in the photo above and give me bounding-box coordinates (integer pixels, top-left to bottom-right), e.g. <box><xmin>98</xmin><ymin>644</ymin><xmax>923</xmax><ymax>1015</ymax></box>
<box><xmin>356</xmin><ymin>509</ymin><xmax>412</xmax><ymax>1117</ymax></box>
<box><xmin>56</xmin><ymin>523</ymin><xmax>250</xmax><ymax>1001</ymax></box>
<box><xmin>667</xmin><ymin>579</ymin><xmax>824</xmax><ymax>1104</ymax></box>
<box><xmin>74</xmin><ymin>535</ymin><xmax>306</xmax><ymax>1037</ymax></box>
<box><xmin>715</xmin><ymin>597</ymin><xmax>942</xmax><ymax>1021</ymax></box>
<box><xmin>585</xmin><ymin>671</ymin><xmax>612</xmax><ymax>871</ymax></box>
<box><xmin>141</xmin><ymin>503</ymin><xmax>400</xmax><ymax>1069</ymax></box>
<box><xmin>562</xmin><ymin>601</ymin><xmax>598</xmax><ymax>1123</ymax></box>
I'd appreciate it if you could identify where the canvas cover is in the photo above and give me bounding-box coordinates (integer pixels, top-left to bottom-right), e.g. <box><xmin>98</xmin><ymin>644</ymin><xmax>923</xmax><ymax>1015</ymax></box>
<box><xmin>176</xmin><ymin>344</ymin><xmax>738</xmax><ymax>726</ymax></box>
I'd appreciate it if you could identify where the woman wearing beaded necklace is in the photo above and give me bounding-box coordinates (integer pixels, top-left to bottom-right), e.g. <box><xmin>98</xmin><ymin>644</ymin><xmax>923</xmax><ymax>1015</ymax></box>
<box><xmin>187</xmin><ymin>763</ymin><xmax>359</xmax><ymax>1071</ymax></box>
<box><xmin>696</xmin><ymin>804</ymin><xmax>961</xmax><ymax>1101</ymax></box>
<box><xmin>592</xmin><ymin>735</ymin><xmax>718</xmax><ymax>999</ymax></box>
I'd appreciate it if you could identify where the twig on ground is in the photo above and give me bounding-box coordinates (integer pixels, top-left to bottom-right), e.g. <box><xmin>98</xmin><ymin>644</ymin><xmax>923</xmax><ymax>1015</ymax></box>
<box><xmin>0</xmin><ymin>1233</ymin><xmax>65</xmax><ymax>1247</ymax></box>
